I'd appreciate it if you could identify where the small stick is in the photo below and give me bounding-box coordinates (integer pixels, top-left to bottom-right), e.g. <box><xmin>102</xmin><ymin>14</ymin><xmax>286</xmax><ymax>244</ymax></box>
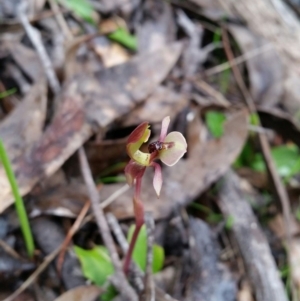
<box><xmin>56</xmin><ymin>200</ymin><xmax>91</xmax><ymax>275</ymax></box>
<box><xmin>0</xmin><ymin>239</ymin><xmax>23</xmax><ymax>260</ymax></box>
<box><xmin>205</xmin><ymin>43</ymin><xmax>273</xmax><ymax>77</ymax></box>
<box><xmin>17</xmin><ymin>2</ymin><xmax>61</xmax><ymax>96</ymax></box>
<box><xmin>47</xmin><ymin>0</ymin><xmax>73</xmax><ymax>41</ymax></box>
<box><xmin>78</xmin><ymin>147</ymin><xmax>138</xmax><ymax>301</ymax></box>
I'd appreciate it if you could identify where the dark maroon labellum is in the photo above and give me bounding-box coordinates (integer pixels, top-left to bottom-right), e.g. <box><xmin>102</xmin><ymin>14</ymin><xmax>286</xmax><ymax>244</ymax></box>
<box><xmin>148</xmin><ymin>141</ymin><xmax>163</xmax><ymax>153</ymax></box>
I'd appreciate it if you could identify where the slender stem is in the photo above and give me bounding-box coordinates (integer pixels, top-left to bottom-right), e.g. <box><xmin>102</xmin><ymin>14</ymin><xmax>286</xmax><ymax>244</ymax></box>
<box><xmin>123</xmin><ymin>219</ymin><xmax>143</xmax><ymax>274</ymax></box>
<box><xmin>0</xmin><ymin>140</ymin><xmax>35</xmax><ymax>257</ymax></box>
<box><xmin>123</xmin><ymin>175</ymin><xmax>145</xmax><ymax>274</ymax></box>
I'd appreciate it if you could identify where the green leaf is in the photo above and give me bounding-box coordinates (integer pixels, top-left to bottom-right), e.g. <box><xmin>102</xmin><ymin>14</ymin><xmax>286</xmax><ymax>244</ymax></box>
<box><xmin>101</xmin><ymin>285</ymin><xmax>117</xmax><ymax>301</ymax></box>
<box><xmin>108</xmin><ymin>28</ymin><xmax>137</xmax><ymax>51</ymax></box>
<box><xmin>0</xmin><ymin>140</ymin><xmax>34</xmax><ymax>257</ymax></box>
<box><xmin>0</xmin><ymin>88</ymin><xmax>16</xmax><ymax>99</ymax></box>
<box><xmin>213</xmin><ymin>28</ymin><xmax>221</xmax><ymax>45</ymax></box>
<box><xmin>251</xmin><ymin>144</ymin><xmax>300</xmax><ymax>178</ymax></box>
<box><xmin>205</xmin><ymin>111</ymin><xmax>226</xmax><ymax>138</ymax></box>
<box><xmin>225</xmin><ymin>215</ymin><xmax>234</xmax><ymax>230</ymax></box>
<box><xmin>250</xmin><ymin>113</ymin><xmax>259</xmax><ymax>126</ymax></box>
<box><xmin>233</xmin><ymin>140</ymin><xmax>255</xmax><ymax>168</ymax></box>
<box><xmin>127</xmin><ymin>225</ymin><xmax>164</xmax><ymax>273</ymax></box>
<box><xmin>58</xmin><ymin>0</ymin><xmax>96</xmax><ymax>24</ymax></box>
<box><xmin>152</xmin><ymin>244</ymin><xmax>164</xmax><ymax>273</ymax></box>
<box><xmin>74</xmin><ymin>245</ymin><xmax>114</xmax><ymax>286</ymax></box>
<box><xmin>99</xmin><ymin>176</ymin><xmax>126</xmax><ymax>184</ymax></box>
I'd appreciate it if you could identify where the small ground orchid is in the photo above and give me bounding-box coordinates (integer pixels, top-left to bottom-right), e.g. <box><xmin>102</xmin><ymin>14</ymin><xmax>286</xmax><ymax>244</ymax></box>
<box><xmin>123</xmin><ymin>116</ymin><xmax>187</xmax><ymax>274</ymax></box>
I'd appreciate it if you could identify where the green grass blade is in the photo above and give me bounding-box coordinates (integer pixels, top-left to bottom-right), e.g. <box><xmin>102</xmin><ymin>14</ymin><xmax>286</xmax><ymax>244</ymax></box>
<box><xmin>0</xmin><ymin>140</ymin><xmax>35</xmax><ymax>257</ymax></box>
<box><xmin>0</xmin><ymin>88</ymin><xmax>17</xmax><ymax>99</ymax></box>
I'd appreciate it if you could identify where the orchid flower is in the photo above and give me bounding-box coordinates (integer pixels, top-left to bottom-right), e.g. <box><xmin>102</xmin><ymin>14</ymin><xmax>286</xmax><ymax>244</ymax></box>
<box><xmin>125</xmin><ymin>116</ymin><xmax>187</xmax><ymax>196</ymax></box>
<box><xmin>123</xmin><ymin>116</ymin><xmax>187</xmax><ymax>274</ymax></box>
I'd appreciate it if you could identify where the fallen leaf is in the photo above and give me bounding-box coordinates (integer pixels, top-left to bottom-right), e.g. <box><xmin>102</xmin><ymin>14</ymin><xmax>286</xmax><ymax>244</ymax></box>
<box><xmin>92</xmin><ymin>37</ymin><xmax>130</xmax><ymax>68</ymax></box>
<box><xmin>0</xmin><ymin>83</ymin><xmax>47</xmax><ymax>216</ymax></box>
<box><xmin>54</xmin><ymin>285</ymin><xmax>102</xmax><ymax>301</ymax></box>
<box><xmin>229</xmin><ymin>25</ymin><xmax>283</xmax><ymax>108</ymax></box>
<box><xmin>268</xmin><ymin>214</ymin><xmax>299</xmax><ymax>239</ymax></box>
<box><xmin>8</xmin><ymin>42</ymin><xmax>44</xmax><ymax>83</ymax></box>
<box><xmin>137</xmin><ymin>0</ymin><xmax>176</xmax><ymax>53</ymax></box>
<box><xmin>120</xmin><ymin>85</ymin><xmax>188</xmax><ymax>126</ymax></box>
<box><xmin>0</xmin><ymin>82</ymin><xmax>47</xmax><ymax>159</ymax></box>
<box><xmin>28</xmin><ymin>182</ymin><xmax>89</xmax><ymax>218</ymax></box>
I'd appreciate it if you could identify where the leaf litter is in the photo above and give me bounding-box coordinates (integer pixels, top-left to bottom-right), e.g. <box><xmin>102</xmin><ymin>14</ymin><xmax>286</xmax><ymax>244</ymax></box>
<box><xmin>0</xmin><ymin>0</ymin><xmax>300</xmax><ymax>300</ymax></box>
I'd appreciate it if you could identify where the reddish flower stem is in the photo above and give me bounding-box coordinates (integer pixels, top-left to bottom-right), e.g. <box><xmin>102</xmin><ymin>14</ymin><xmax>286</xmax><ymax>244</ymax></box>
<box><xmin>123</xmin><ymin>175</ymin><xmax>145</xmax><ymax>275</ymax></box>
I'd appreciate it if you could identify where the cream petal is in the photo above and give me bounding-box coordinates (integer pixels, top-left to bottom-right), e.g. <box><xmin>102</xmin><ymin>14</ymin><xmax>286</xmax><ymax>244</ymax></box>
<box><xmin>159</xmin><ymin>132</ymin><xmax>187</xmax><ymax>166</ymax></box>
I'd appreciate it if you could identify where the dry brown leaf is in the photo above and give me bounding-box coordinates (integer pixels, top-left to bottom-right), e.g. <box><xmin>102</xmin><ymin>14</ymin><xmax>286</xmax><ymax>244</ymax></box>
<box><xmin>28</xmin><ymin>182</ymin><xmax>88</xmax><ymax>218</ymax></box>
<box><xmin>54</xmin><ymin>285</ymin><xmax>102</xmax><ymax>301</ymax></box>
<box><xmin>229</xmin><ymin>25</ymin><xmax>283</xmax><ymax>108</ymax></box>
<box><xmin>121</xmin><ymin>85</ymin><xmax>188</xmax><ymax>126</ymax></box>
<box><xmin>268</xmin><ymin>214</ymin><xmax>299</xmax><ymax>239</ymax></box>
<box><xmin>137</xmin><ymin>0</ymin><xmax>176</xmax><ymax>53</ymax></box>
<box><xmin>0</xmin><ymin>82</ymin><xmax>47</xmax><ymax>159</ymax></box>
<box><xmin>8</xmin><ymin>42</ymin><xmax>44</xmax><ymax>83</ymax></box>
<box><xmin>93</xmin><ymin>39</ymin><xmax>130</xmax><ymax>68</ymax></box>
<box><xmin>0</xmin><ymin>82</ymin><xmax>47</xmax><ymax>216</ymax></box>
<box><xmin>0</xmin><ymin>42</ymin><xmax>182</xmax><ymax>213</ymax></box>
<box><xmin>102</xmin><ymin>109</ymin><xmax>249</xmax><ymax>220</ymax></box>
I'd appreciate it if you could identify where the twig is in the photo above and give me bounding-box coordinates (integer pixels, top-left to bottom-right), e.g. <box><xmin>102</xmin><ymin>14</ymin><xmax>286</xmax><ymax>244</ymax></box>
<box><xmin>78</xmin><ymin>147</ymin><xmax>138</xmax><ymax>301</ymax></box>
<box><xmin>17</xmin><ymin>1</ymin><xmax>61</xmax><ymax>96</ymax></box>
<box><xmin>0</xmin><ymin>239</ymin><xmax>23</xmax><ymax>260</ymax></box>
<box><xmin>192</xmin><ymin>79</ymin><xmax>230</xmax><ymax>107</ymax></box>
<box><xmin>83</xmin><ymin>184</ymin><xmax>129</xmax><ymax>224</ymax></box>
<box><xmin>143</xmin><ymin>212</ymin><xmax>155</xmax><ymax>301</ymax></box>
<box><xmin>47</xmin><ymin>0</ymin><xmax>73</xmax><ymax>41</ymax></box>
<box><xmin>56</xmin><ymin>200</ymin><xmax>91</xmax><ymax>275</ymax></box>
<box><xmin>222</xmin><ymin>27</ymin><xmax>295</xmax><ymax>299</ymax></box>
<box><xmin>205</xmin><ymin>43</ymin><xmax>272</xmax><ymax>77</ymax></box>
<box><xmin>3</xmin><ymin>245</ymin><xmax>62</xmax><ymax>301</ymax></box>
<box><xmin>101</xmin><ymin>184</ymin><xmax>130</xmax><ymax>209</ymax></box>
